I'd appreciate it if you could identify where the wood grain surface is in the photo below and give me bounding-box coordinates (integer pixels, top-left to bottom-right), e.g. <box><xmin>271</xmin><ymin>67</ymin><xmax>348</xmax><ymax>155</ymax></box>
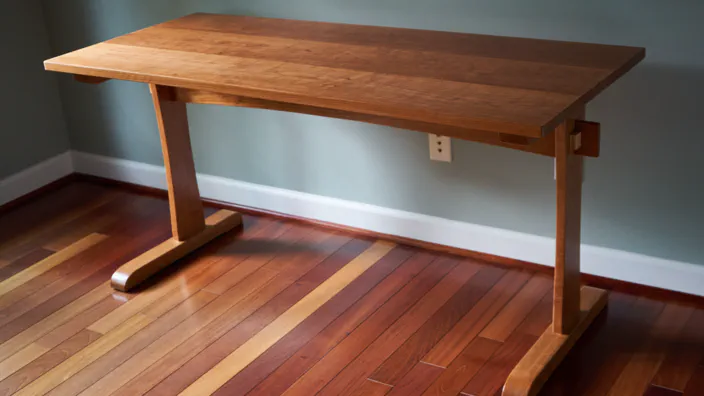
<box><xmin>553</xmin><ymin>118</ymin><xmax>584</xmax><ymax>335</ymax></box>
<box><xmin>44</xmin><ymin>13</ymin><xmax>644</xmax><ymax>137</ymax></box>
<box><xmin>1</xmin><ymin>181</ymin><xmax>701</xmax><ymax>396</ymax></box>
<box><xmin>148</xmin><ymin>84</ymin><xmax>205</xmax><ymax>241</ymax></box>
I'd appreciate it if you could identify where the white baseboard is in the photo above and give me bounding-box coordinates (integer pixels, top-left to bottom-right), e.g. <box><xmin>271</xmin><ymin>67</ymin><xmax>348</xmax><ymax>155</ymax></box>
<box><xmin>0</xmin><ymin>152</ymin><xmax>74</xmax><ymax>206</ymax></box>
<box><xmin>9</xmin><ymin>150</ymin><xmax>698</xmax><ymax>297</ymax></box>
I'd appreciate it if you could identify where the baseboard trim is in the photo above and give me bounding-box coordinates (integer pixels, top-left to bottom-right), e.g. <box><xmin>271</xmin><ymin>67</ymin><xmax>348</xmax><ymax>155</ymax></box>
<box><xmin>67</xmin><ymin>150</ymin><xmax>704</xmax><ymax>300</ymax></box>
<box><xmin>0</xmin><ymin>152</ymin><xmax>74</xmax><ymax>208</ymax></box>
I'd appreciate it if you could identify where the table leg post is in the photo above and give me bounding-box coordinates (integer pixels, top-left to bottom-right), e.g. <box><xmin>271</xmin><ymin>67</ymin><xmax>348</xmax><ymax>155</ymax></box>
<box><xmin>553</xmin><ymin>118</ymin><xmax>583</xmax><ymax>334</ymax></box>
<box><xmin>151</xmin><ymin>84</ymin><xmax>206</xmax><ymax>241</ymax></box>
<box><xmin>110</xmin><ymin>84</ymin><xmax>242</xmax><ymax>292</ymax></box>
<box><xmin>502</xmin><ymin>117</ymin><xmax>608</xmax><ymax>396</ymax></box>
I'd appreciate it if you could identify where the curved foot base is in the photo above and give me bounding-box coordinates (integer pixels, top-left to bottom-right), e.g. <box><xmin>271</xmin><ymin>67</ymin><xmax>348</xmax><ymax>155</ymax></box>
<box><xmin>502</xmin><ymin>286</ymin><xmax>608</xmax><ymax>396</ymax></box>
<box><xmin>111</xmin><ymin>209</ymin><xmax>242</xmax><ymax>292</ymax></box>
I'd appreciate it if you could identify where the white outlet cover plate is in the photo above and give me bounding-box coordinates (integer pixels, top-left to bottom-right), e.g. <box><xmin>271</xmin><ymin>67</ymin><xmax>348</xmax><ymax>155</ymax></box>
<box><xmin>429</xmin><ymin>135</ymin><xmax>452</xmax><ymax>162</ymax></box>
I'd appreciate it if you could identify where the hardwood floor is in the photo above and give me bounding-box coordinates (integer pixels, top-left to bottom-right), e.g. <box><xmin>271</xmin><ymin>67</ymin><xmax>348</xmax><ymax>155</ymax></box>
<box><xmin>0</xmin><ymin>181</ymin><xmax>701</xmax><ymax>396</ymax></box>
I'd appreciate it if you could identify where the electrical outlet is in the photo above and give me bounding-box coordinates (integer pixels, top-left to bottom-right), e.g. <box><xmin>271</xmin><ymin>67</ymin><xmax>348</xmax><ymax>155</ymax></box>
<box><xmin>429</xmin><ymin>134</ymin><xmax>452</xmax><ymax>162</ymax></box>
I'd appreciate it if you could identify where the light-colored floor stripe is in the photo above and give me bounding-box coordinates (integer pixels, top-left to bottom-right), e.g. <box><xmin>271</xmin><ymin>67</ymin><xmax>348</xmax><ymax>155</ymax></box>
<box><xmin>87</xmin><ymin>273</ymin><xmax>184</xmax><ymax>334</ymax></box>
<box><xmin>14</xmin><ymin>315</ymin><xmax>151</xmax><ymax>396</ymax></box>
<box><xmin>178</xmin><ymin>240</ymin><xmax>395</xmax><ymax>396</ymax></box>
<box><xmin>0</xmin><ymin>192</ymin><xmax>116</xmax><ymax>259</ymax></box>
<box><xmin>0</xmin><ymin>233</ymin><xmax>108</xmax><ymax>298</ymax></box>
<box><xmin>0</xmin><ymin>343</ymin><xmax>49</xmax><ymax>382</ymax></box>
<box><xmin>0</xmin><ymin>282</ymin><xmax>113</xmax><ymax>362</ymax></box>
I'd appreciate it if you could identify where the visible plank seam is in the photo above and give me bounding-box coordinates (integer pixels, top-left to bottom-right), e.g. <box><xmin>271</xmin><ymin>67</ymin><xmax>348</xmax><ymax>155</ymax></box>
<box><xmin>178</xmin><ymin>241</ymin><xmax>395</xmax><ymax>396</ymax></box>
<box><xmin>0</xmin><ymin>234</ymin><xmax>108</xmax><ymax>298</ymax></box>
<box><xmin>366</xmin><ymin>377</ymin><xmax>394</xmax><ymax>388</ymax></box>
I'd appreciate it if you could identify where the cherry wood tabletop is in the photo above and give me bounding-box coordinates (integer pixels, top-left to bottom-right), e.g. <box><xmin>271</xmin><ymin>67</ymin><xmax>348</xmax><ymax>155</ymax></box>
<box><xmin>44</xmin><ymin>13</ymin><xmax>644</xmax><ymax>138</ymax></box>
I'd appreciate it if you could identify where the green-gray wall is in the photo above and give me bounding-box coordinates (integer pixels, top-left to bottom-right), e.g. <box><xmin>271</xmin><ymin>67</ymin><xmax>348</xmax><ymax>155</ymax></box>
<box><xmin>41</xmin><ymin>0</ymin><xmax>704</xmax><ymax>265</ymax></box>
<box><xmin>0</xmin><ymin>1</ymin><xmax>69</xmax><ymax>179</ymax></box>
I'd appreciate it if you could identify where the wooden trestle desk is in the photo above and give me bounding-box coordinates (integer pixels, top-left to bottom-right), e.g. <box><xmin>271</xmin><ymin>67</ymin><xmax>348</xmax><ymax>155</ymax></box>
<box><xmin>45</xmin><ymin>13</ymin><xmax>644</xmax><ymax>396</ymax></box>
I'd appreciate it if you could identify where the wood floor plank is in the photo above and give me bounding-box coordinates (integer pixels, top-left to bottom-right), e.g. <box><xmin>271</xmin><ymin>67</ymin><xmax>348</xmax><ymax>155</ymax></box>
<box><xmin>310</xmin><ymin>259</ymin><xmax>478</xmax><ymax>396</ymax></box>
<box><xmin>606</xmin><ymin>303</ymin><xmax>694</xmax><ymax>396</ymax></box>
<box><xmin>0</xmin><ymin>183</ymin><xmax>112</xmax><ymax>232</ymax></box>
<box><xmin>0</xmin><ymin>184</ymin><xmax>119</xmax><ymax>261</ymax></box>
<box><xmin>152</xmin><ymin>238</ymin><xmax>381</xmax><ymax>395</ymax></box>
<box><xmin>40</xmin><ymin>208</ymin><xmax>123</xmax><ymax>253</ymax></box>
<box><xmin>86</xmin><ymin>230</ymin><xmax>349</xmax><ymax>396</ymax></box>
<box><xmin>0</xmin><ymin>210</ymin><xmax>167</xmax><ymax>361</ymax></box>
<box><xmin>138</xmin><ymin>251</ymin><xmax>254</xmax><ymax>320</ymax></box>
<box><xmin>0</xmin><ymin>213</ymin><xmax>168</xmax><ymax>341</ymax></box>
<box><xmin>460</xmin><ymin>285</ymin><xmax>554</xmax><ymax>396</ymax></box>
<box><xmin>519</xmin><ymin>288</ymin><xmax>554</xmax><ymax>337</ymax></box>
<box><xmin>0</xmin><ymin>329</ymin><xmax>101</xmax><ymax>396</ymax></box>
<box><xmin>652</xmin><ymin>309</ymin><xmax>704</xmax><ymax>391</ymax></box>
<box><xmin>37</xmin><ymin>191</ymin><xmax>152</xmax><ymax>254</ymax></box>
<box><xmin>86</xmin><ymin>224</ymin><xmax>268</xmax><ymax>334</ymax></box>
<box><xmin>423</xmin><ymin>270</ymin><xmax>531</xmax><ymax>367</ymax></box>
<box><xmin>0</xmin><ymin>296</ymin><xmax>123</xmax><ymax>383</ymax></box>
<box><xmin>0</xmin><ymin>183</ymin><xmax>102</xmax><ymax>243</ymax></box>
<box><xmin>0</xmin><ymin>249</ymin><xmax>55</xmax><ymax>283</ymax></box>
<box><xmin>35</xmin><ymin>296</ymin><xmax>125</xmax><ymax>348</ymax></box>
<box><xmin>45</xmin><ymin>290</ymin><xmax>217</xmax><ymax>396</ymax></box>
<box><xmin>348</xmin><ymin>380</ymin><xmax>392</xmax><ymax>396</ymax></box>
<box><xmin>201</xmin><ymin>223</ymin><xmax>298</xmax><ymax>295</ymax></box>
<box><xmin>644</xmin><ymin>385</ymin><xmax>684</xmax><ymax>396</ymax></box>
<box><xmin>0</xmin><ymin>236</ymin><xmax>114</xmax><ymax>314</ymax></box>
<box><xmin>137</xmin><ymin>218</ymin><xmax>283</xmax><ymax>320</ymax></box>
<box><xmin>247</xmin><ymin>251</ymin><xmax>437</xmax><ymax>396</ymax></box>
<box><xmin>1</xmin><ymin>181</ymin><xmax>702</xmax><ymax>396</ymax></box>
<box><xmin>277</xmin><ymin>256</ymin><xmax>458</xmax><ymax>396</ymax></box>
<box><xmin>577</xmin><ymin>296</ymin><xmax>666</xmax><ymax>396</ymax></box>
<box><xmin>0</xmin><ymin>343</ymin><xmax>50</xmax><ymax>384</ymax></box>
<box><xmin>93</xmin><ymin>265</ymin><xmax>280</xmax><ymax>396</ymax></box>
<box><xmin>86</xmin><ymin>249</ymin><xmax>230</xmax><ymax>333</ymax></box>
<box><xmin>14</xmin><ymin>314</ymin><xmax>152</xmax><ymax>396</ymax></box>
<box><xmin>0</xmin><ymin>191</ymin><xmax>148</xmax><ymax>267</ymax></box>
<box><xmin>386</xmin><ymin>362</ymin><xmax>444</xmax><ymax>396</ymax></box>
<box><xmin>460</xmin><ymin>334</ymin><xmax>537</xmax><ymax>396</ymax></box>
<box><xmin>0</xmin><ymin>236</ymin><xmax>156</xmax><ymax>345</ymax></box>
<box><xmin>478</xmin><ymin>274</ymin><xmax>552</xmax><ymax>342</ymax></box>
<box><xmin>683</xmin><ymin>364</ymin><xmax>704</xmax><ymax>396</ymax></box>
<box><xmin>370</xmin><ymin>264</ymin><xmax>505</xmax><ymax>385</ymax></box>
<box><xmin>211</xmin><ymin>246</ymin><xmax>416</xmax><ymax>396</ymax></box>
<box><xmin>422</xmin><ymin>337</ymin><xmax>501</xmax><ymax>396</ymax></box>
<box><xmin>260</xmin><ymin>229</ymin><xmax>346</xmax><ymax>274</ymax></box>
<box><xmin>0</xmin><ymin>282</ymin><xmax>113</xmax><ymax>362</ymax></box>
<box><xmin>0</xmin><ymin>235</ymin><xmax>107</xmax><ymax>298</ymax></box>
<box><xmin>136</xmin><ymin>221</ymin><xmax>281</xmax><ymax>320</ymax></box>
<box><xmin>0</xmin><ymin>250</ymin><xmax>116</xmax><ymax>333</ymax></box>
<box><xmin>178</xmin><ymin>240</ymin><xmax>395</xmax><ymax>396</ymax></box>
<box><xmin>539</xmin><ymin>292</ymin><xmax>636</xmax><ymax>395</ymax></box>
